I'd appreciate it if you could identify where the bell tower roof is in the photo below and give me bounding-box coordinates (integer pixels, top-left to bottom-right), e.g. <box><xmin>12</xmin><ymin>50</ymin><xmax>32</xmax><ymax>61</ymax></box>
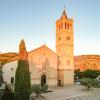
<box><xmin>61</xmin><ymin>9</ymin><xmax>67</xmax><ymax>19</ymax></box>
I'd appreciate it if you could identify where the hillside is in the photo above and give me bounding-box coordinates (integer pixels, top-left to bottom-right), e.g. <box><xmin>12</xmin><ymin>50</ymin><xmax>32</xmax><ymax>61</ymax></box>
<box><xmin>0</xmin><ymin>53</ymin><xmax>100</xmax><ymax>71</ymax></box>
<box><xmin>0</xmin><ymin>52</ymin><xmax>19</xmax><ymax>64</ymax></box>
<box><xmin>75</xmin><ymin>55</ymin><xmax>100</xmax><ymax>71</ymax></box>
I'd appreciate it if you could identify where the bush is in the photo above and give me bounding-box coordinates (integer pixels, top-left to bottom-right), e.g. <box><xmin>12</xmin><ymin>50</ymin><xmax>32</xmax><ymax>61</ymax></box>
<box><xmin>1</xmin><ymin>86</ymin><xmax>15</xmax><ymax>100</ymax></box>
<box><xmin>91</xmin><ymin>79</ymin><xmax>99</xmax><ymax>87</ymax></box>
<box><xmin>31</xmin><ymin>84</ymin><xmax>48</xmax><ymax>98</ymax></box>
<box><xmin>75</xmin><ymin>69</ymin><xmax>84</xmax><ymax>79</ymax></box>
<box><xmin>6</xmin><ymin>84</ymin><xmax>14</xmax><ymax>92</ymax></box>
<box><xmin>81</xmin><ymin>78</ymin><xmax>93</xmax><ymax>89</ymax></box>
<box><xmin>80</xmin><ymin>78</ymin><xmax>100</xmax><ymax>89</ymax></box>
<box><xmin>83</xmin><ymin>70</ymin><xmax>98</xmax><ymax>79</ymax></box>
<box><xmin>31</xmin><ymin>84</ymin><xmax>41</xmax><ymax>98</ymax></box>
<box><xmin>41</xmin><ymin>84</ymin><xmax>48</xmax><ymax>93</ymax></box>
<box><xmin>75</xmin><ymin>69</ymin><xmax>100</xmax><ymax>79</ymax></box>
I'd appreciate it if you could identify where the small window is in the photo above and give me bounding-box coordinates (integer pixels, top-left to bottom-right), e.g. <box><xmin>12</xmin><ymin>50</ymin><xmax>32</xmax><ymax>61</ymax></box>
<box><xmin>11</xmin><ymin>77</ymin><xmax>14</xmax><ymax>83</ymax></box>
<box><xmin>11</xmin><ymin>68</ymin><xmax>14</xmax><ymax>71</ymax></box>
<box><xmin>66</xmin><ymin>36</ymin><xmax>70</xmax><ymax>40</ymax></box>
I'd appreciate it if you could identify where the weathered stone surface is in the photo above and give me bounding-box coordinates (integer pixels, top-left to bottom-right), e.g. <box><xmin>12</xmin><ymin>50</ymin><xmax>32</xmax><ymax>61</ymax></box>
<box><xmin>75</xmin><ymin>55</ymin><xmax>100</xmax><ymax>71</ymax></box>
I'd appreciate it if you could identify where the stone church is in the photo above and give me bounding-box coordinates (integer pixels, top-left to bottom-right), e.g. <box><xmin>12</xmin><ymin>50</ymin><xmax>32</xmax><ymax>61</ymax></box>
<box><xmin>2</xmin><ymin>9</ymin><xmax>74</xmax><ymax>87</ymax></box>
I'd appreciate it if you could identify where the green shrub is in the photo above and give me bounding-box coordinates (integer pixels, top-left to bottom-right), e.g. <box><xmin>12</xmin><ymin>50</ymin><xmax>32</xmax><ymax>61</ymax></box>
<box><xmin>31</xmin><ymin>84</ymin><xmax>42</xmax><ymax>98</ymax></box>
<box><xmin>81</xmin><ymin>78</ymin><xmax>100</xmax><ymax>89</ymax></box>
<box><xmin>75</xmin><ymin>69</ymin><xmax>100</xmax><ymax>79</ymax></box>
<box><xmin>6</xmin><ymin>84</ymin><xmax>14</xmax><ymax>92</ymax></box>
<box><xmin>41</xmin><ymin>84</ymin><xmax>48</xmax><ymax>93</ymax></box>
<box><xmin>31</xmin><ymin>84</ymin><xmax>48</xmax><ymax>98</ymax></box>
<box><xmin>81</xmin><ymin>78</ymin><xmax>93</xmax><ymax>89</ymax></box>
<box><xmin>1</xmin><ymin>86</ymin><xmax>15</xmax><ymax>100</ymax></box>
<box><xmin>91</xmin><ymin>79</ymin><xmax>99</xmax><ymax>87</ymax></box>
<box><xmin>83</xmin><ymin>70</ymin><xmax>98</xmax><ymax>79</ymax></box>
<box><xmin>75</xmin><ymin>69</ymin><xmax>84</xmax><ymax>79</ymax></box>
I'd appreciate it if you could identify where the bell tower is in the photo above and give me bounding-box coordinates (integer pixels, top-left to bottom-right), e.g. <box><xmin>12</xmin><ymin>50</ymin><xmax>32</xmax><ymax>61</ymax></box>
<box><xmin>56</xmin><ymin>9</ymin><xmax>74</xmax><ymax>86</ymax></box>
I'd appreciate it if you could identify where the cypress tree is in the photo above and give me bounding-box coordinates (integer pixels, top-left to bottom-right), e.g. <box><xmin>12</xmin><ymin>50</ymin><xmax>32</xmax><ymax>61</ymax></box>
<box><xmin>15</xmin><ymin>40</ymin><xmax>31</xmax><ymax>100</ymax></box>
<box><xmin>0</xmin><ymin>63</ymin><xmax>3</xmax><ymax>84</ymax></box>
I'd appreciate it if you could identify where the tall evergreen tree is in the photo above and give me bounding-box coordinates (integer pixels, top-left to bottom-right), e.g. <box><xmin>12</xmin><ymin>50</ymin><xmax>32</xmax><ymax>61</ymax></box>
<box><xmin>0</xmin><ymin>63</ymin><xmax>3</xmax><ymax>84</ymax></box>
<box><xmin>15</xmin><ymin>40</ymin><xmax>31</xmax><ymax>100</ymax></box>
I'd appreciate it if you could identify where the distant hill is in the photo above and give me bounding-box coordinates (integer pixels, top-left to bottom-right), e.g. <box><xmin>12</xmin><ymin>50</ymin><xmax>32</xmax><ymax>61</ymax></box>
<box><xmin>0</xmin><ymin>53</ymin><xmax>100</xmax><ymax>71</ymax></box>
<box><xmin>75</xmin><ymin>55</ymin><xmax>100</xmax><ymax>71</ymax></box>
<box><xmin>0</xmin><ymin>52</ymin><xmax>19</xmax><ymax>64</ymax></box>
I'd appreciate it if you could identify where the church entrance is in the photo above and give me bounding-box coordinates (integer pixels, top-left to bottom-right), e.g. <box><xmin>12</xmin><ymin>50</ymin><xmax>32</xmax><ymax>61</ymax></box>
<box><xmin>41</xmin><ymin>74</ymin><xmax>46</xmax><ymax>86</ymax></box>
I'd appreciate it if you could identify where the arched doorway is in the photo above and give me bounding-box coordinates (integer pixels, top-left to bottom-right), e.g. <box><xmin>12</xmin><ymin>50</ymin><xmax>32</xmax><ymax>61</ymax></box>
<box><xmin>41</xmin><ymin>74</ymin><xmax>46</xmax><ymax>86</ymax></box>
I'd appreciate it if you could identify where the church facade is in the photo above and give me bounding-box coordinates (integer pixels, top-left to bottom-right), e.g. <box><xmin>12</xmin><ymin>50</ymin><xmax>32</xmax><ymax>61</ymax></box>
<box><xmin>28</xmin><ymin>45</ymin><xmax>58</xmax><ymax>86</ymax></box>
<box><xmin>2</xmin><ymin>10</ymin><xmax>74</xmax><ymax>87</ymax></box>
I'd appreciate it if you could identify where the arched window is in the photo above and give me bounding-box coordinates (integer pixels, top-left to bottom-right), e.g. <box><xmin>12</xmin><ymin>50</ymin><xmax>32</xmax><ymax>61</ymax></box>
<box><xmin>65</xmin><ymin>22</ymin><xmax>66</xmax><ymax>29</ymax></box>
<box><xmin>70</xmin><ymin>24</ymin><xmax>72</xmax><ymax>29</ymax></box>
<box><xmin>61</xmin><ymin>22</ymin><xmax>63</xmax><ymax>29</ymax></box>
<box><xmin>68</xmin><ymin>23</ymin><xmax>69</xmax><ymax>30</ymax></box>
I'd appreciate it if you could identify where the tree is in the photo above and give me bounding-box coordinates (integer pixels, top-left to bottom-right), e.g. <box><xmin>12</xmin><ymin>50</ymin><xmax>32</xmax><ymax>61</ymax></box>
<box><xmin>31</xmin><ymin>84</ymin><xmax>48</xmax><ymax>98</ymax></box>
<box><xmin>75</xmin><ymin>69</ymin><xmax>84</xmax><ymax>79</ymax></box>
<box><xmin>14</xmin><ymin>40</ymin><xmax>31</xmax><ymax>100</ymax></box>
<box><xmin>31</xmin><ymin>84</ymin><xmax>41</xmax><ymax>98</ymax></box>
<box><xmin>80</xmin><ymin>78</ymin><xmax>99</xmax><ymax>89</ymax></box>
<box><xmin>75</xmin><ymin>69</ymin><xmax>100</xmax><ymax>79</ymax></box>
<box><xmin>81</xmin><ymin>78</ymin><xmax>92</xmax><ymax>89</ymax></box>
<box><xmin>83</xmin><ymin>70</ymin><xmax>98</xmax><ymax>79</ymax></box>
<box><xmin>0</xmin><ymin>63</ymin><xmax>3</xmax><ymax>85</ymax></box>
<box><xmin>91</xmin><ymin>79</ymin><xmax>100</xmax><ymax>87</ymax></box>
<box><xmin>2</xmin><ymin>85</ymin><xmax>15</xmax><ymax>100</ymax></box>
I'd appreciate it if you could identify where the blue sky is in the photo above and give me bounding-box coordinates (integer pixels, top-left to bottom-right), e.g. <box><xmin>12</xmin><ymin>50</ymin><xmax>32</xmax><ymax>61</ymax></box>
<box><xmin>0</xmin><ymin>0</ymin><xmax>100</xmax><ymax>55</ymax></box>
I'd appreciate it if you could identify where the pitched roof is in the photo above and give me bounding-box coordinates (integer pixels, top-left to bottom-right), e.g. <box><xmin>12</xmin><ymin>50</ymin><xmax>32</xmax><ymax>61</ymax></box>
<box><xmin>28</xmin><ymin>45</ymin><xmax>57</xmax><ymax>56</ymax></box>
<box><xmin>61</xmin><ymin>9</ymin><xmax>67</xmax><ymax>19</ymax></box>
